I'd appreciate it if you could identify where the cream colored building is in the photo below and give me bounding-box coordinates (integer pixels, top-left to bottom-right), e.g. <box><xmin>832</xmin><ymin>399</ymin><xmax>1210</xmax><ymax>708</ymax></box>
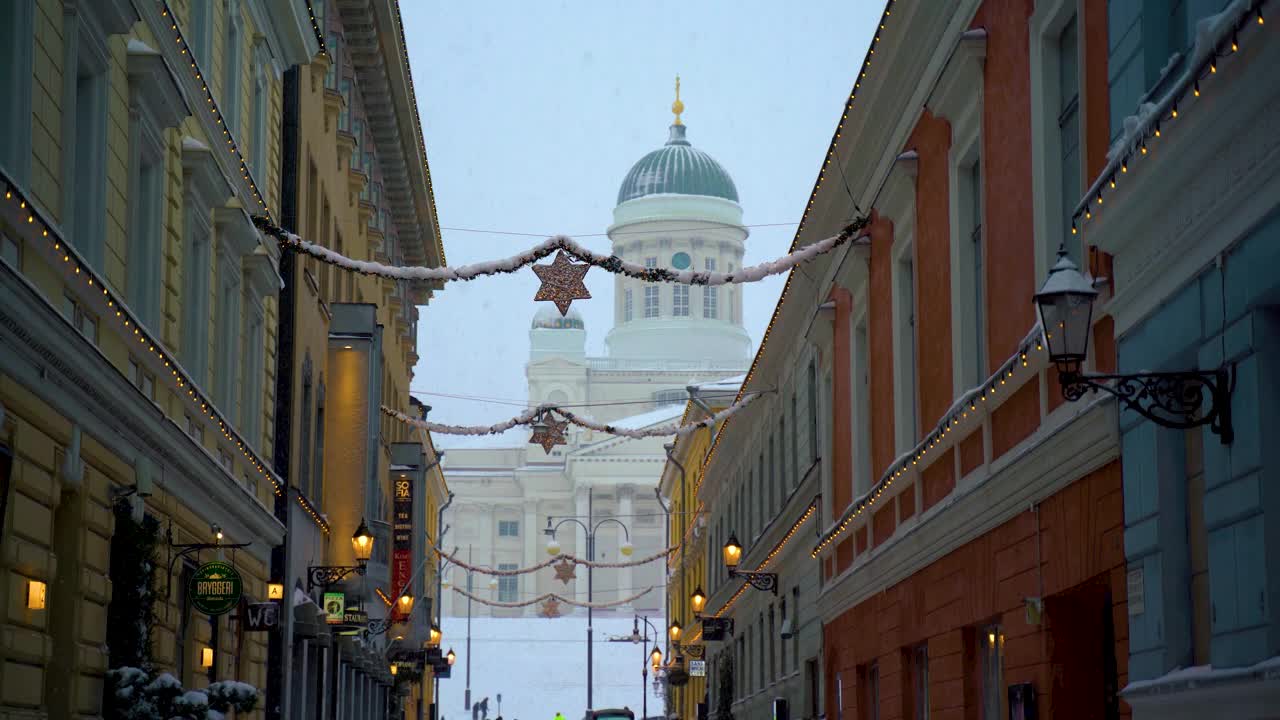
<box><xmin>441</xmin><ymin>102</ymin><xmax>750</xmax><ymax>619</ymax></box>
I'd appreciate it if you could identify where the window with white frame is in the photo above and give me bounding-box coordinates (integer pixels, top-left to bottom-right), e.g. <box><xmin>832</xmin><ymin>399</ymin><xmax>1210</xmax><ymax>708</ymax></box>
<box><xmin>240</xmin><ymin>301</ymin><xmax>265</xmax><ymax>446</ymax></box>
<box><xmin>497</xmin><ymin>563</ymin><xmax>518</xmax><ymax>602</ymax></box>
<box><xmin>186</xmin><ymin>414</ymin><xmax>203</xmax><ymax>444</ymax></box>
<box><xmin>189</xmin><ymin>0</ymin><xmax>213</xmax><ymax>69</ymax></box>
<box><xmin>65</xmin><ymin>25</ymin><xmax>111</xmax><ymax>270</ymax></box>
<box><xmin>62</xmin><ymin>293</ymin><xmax>98</xmax><ymax>345</ymax></box>
<box><xmin>1057</xmin><ymin>15</ymin><xmax>1082</xmax><ymax>266</ymax></box>
<box><xmin>131</xmin><ymin>357</ymin><xmax>155</xmax><ymax>401</ymax></box>
<box><xmin>673</xmin><ymin>284</ymin><xmax>689</xmax><ymax>316</ymax></box>
<box><xmin>180</xmin><ymin>170</ymin><xmax>218</xmax><ymax>382</ymax></box>
<box><xmin>0</xmin><ymin>2</ymin><xmax>33</xmax><ymax>185</ymax></box>
<box><xmin>807</xmin><ymin>358</ymin><xmax>819</xmax><ymax>463</ymax></box>
<box><xmin>250</xmin><ymin>44</ymin><xmax>270</xmax><ymax>180</ymax></box>
<box><xmin>644</xmin><ymin>257</ymin><xmax>659</xmax><ymax>318</ymax></box>
<box><xmin>893</xmin><ymin>249</ymin><xmax>919</xmax><ymax>452</ymax></box>
<box><xmin>624</xmin><ymin>288</ymin><xmax>633</xmax><ymax>321</ymax></box>
<box><xmin>703</xmin><ymin>257</ymin><xmax>718</xmax><ymax>319</ymax></box>
<box><xmin>214</xmin><ymin>253</ymin><xmax>242</xmax><ymax>420</ymax></box>
<box><xmin>955</xmin><ymin>154</ymin><xmax>986</xmax><ymax>389</ymax></box>
<box><xmin>853</xmin><ymin>314</ymin><xmax>873</xmax><ymax>497</ymax></box>
<box><xmin>223</xmin><ymin>0</ymin><xmax>243</xmax><ymax>135</ymax></box>
<box><xmin>498</xmin><ymin>520</ymin><xmax>519</xmax><ymax>537</ymax></box>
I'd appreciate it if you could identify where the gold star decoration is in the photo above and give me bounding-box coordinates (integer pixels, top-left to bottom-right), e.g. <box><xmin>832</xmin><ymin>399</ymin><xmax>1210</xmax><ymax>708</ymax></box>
<box><xmin>532</xmin><ymin>251</ymin><xmax>591</xmax><ymax>315</ymax></box>
<box><xmin>529</xmin><ymin>414</ymin><xmax>569</xmax><ymax>454</ymax></box>
<box><xmin>553</xmin><ymin>558</ymin><xmax>578</xmax><ymax>585</ymax></box>
<box><xmin>538</xmin><ymin>596</ymin><xmax>563</xmax><ymax>618</ymax></box>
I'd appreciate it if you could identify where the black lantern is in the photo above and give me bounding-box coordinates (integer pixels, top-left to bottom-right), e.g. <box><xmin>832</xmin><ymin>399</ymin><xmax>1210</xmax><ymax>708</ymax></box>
<box><xmin>690</xmin><ymin>586</ymin><xmax>707</xmax><ymax>616</ymax></box>
<box><xmin>721</xmin><ymin>531</ymin><xmax>777</xmax><ymax>594</ymax></box>
<box><xmin>307</xmin><ymin>517</ymin><xmax>377</xmax><ymax>591</ymax></box>
<box><xmin>1035</xmin><ymin>245</ymin><xmax>1234</xmax><ymax>445</ymax></box>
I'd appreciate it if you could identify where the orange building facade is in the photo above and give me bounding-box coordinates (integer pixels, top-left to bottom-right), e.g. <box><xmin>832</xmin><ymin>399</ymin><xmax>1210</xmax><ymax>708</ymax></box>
<box><xmin>794</xmin><ymin>1</ymin><xmax>1131</xmax><ymax>719</ymax></box>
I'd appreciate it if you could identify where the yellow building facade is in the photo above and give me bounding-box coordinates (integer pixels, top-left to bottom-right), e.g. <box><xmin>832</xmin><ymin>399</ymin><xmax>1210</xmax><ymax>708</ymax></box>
<box><xmin>0</xmin><ymin>0</ymin><xmax>318</xmax><ymax>716</ymax></box>
<box><xmin>273</xmin><ymin>1</ymin><xmax>448</xmax><ymax>718</ymax></box>
<box><xmin>660</xmin><ymin>378</ymin><xmax>740</xmax><ymax>720</ymax></box>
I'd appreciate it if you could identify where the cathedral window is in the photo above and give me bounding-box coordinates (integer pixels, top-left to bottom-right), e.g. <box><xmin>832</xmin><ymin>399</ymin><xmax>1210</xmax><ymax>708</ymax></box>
<box><xmin>673</xmin><ymin>285</ymin><xmax>689</xmax><ymax>317</ymax></box>
<box><xmin>624</xmin><ymin>288</ymin><xmax>633</xmax><ymax>321</ymax></box>
<box><xmin>645</xmin><ymin>286</ymin><xmax>660</xmax><ymax>318</ymax></box>
<box><xmin>703</xmin><ymin>258</ymin><xmax>718</xmax><ymax>318</ymax></box>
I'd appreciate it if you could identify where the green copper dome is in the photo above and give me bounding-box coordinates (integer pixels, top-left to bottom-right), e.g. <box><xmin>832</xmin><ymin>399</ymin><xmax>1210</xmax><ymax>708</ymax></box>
<box><xmin>617</xmin><ymin>124</ymin><xmax>739</xmax><ymax>205</ymax></box>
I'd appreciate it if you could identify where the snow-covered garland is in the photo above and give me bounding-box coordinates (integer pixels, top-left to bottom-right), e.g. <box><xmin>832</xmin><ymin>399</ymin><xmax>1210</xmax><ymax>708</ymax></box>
<box><xmin>452</xmin><ymin>585</ymin><xmax>654</xmax><ymax>609</ymax></box>
<box><xmin>430</xmin><ymin>536</ymin><xmax>677</xmax><ymax>575</ymax></box>
<box><xmin>251</xmin><ymin>215</ymin><xmax>868</xmax><ymax>286</ymax></box>
<box><xmin>381</xmin><ymin>390</ymin><xmax>763</xmax><ymax>440</ymax></box>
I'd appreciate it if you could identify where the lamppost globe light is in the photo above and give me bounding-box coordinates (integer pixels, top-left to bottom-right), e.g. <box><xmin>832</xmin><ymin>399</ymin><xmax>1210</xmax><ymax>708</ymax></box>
<box><xmin>441</xmin><ymin>577</ymin><xmax>451</xmax><ymax>590</ymax></box>
<box><xmin>351</xmin><ymin>518</ymin><xmax>374</xmax><ymax>564</ymax></box>
<box><xmin>722</xmin><ymin>533</ymin><xmax>743</xmax><ymax>570</ymax></box>
<box><xmin>620</xmin><ymin>541</ymin><xmax>634</xmax><ymax>557</ymax></box>
<box><xmin>546</xmin><ymin>538</ymin><xmax>561</xmax><ymax>556</ymax></box>
<box><xmin>488</xmin><ymin>576</ymin><xmax>498</xmax><ymax>590</ymax></box>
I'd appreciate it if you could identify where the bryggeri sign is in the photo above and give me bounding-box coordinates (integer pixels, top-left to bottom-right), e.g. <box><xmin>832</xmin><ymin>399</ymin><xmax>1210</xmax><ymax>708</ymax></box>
<box><xmin>190</xmin><ymin>561</ymin><xmax>243</xmax><ymax>616</ymax></box>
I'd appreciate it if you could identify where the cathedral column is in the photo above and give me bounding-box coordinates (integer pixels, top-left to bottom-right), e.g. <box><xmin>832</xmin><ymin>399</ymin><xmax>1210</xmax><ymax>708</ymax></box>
<box><xmin>618</xmin><ymin>484</ymin><xmax>635</xmax><ymax>612</ymax></box>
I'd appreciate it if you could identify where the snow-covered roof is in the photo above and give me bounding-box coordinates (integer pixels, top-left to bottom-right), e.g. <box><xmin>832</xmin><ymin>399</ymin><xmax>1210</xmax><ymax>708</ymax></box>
<box><xmin>437</xmin><ymin>426</ymin><xmax>529</xmax><ymax>450</ymax></box>
<box><xmin>608</xmin><ymin>404</ymin><xmax>685</xmax><ymax>430</ymax></box>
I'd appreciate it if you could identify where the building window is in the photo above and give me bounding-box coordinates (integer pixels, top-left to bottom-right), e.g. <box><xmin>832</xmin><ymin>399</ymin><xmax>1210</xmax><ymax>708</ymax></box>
<box><xmin>131</xmin><ymin>357</ymin><xmax>155</xmax><ymax>401</ymax></box>
<box><xmin>1107</xmin><ymin>1</ymin><xmax>1190</xmax><ymax>142</ymax></box>
<box><xmin>978</xmin><ymin>625</ymin><xmax>1004</xmax><ymax>720</ymax></box>
<box><xmin>959</xmin><ymin>157</ymin><xmax>986</xmax><ymax>388</ymax></box>
<box><xmin>223</xmin><ymin>2</ymin><xmax>243</xmax><ymax>134</ymax></box>
<box><xmin>498</xmin><ymin>520</ymin><xmax>519</xmax><ymax>537</ymax></box>
<box><xmin>497</xmin><ymin>563</ymin><xmax>518</xmax><ymax>602</ymax></box>
<box><xmin>770</xmin><ymin>434</ymin><xmax>781</xmax><ymax>512</ymax></box>
<box><xmin>791</xmin><ymin>393</ymin><xmax>800</xmax><ymax>479</ymax></box>
<box><xmin>807</xmin><ymin>359</ymin><xmax>819</xmax><ymax>463</ymax></box>
<box><xmin>1057</xmin><ymin>14</ymin><xmax>1082</xmax><ymax>266</ymax></box>
<box><xmin>912</xmin><ymin>644</ymin><xmax>929</xmax><ymax>720</ymax></box>
<box><xmin>251</xmin><ymin>49</ymin><xmax>269</xmax><ymax>180</ymax></box>
<box><xmin>644</xmin><ymin>286</ymin><xmax>659</xmax><ymax>318</ymax></box>
<box><xmin>240</xmin><ymin>305</ymin><xmax>265</xmax><ymax>447</ymax></box>
<box><xmin>792</xmin><ymin>585</ymin><xmax>800</xmax><ymax>669</ymax></box>
<box><xmin>62</xmin><ymin>294</ymin><xmax>97</xmax><ymax>345</ymax></box>
<box><xmin>893</xmin><ymin>252</ymin><xmax>918</xmax><ymax>451</ymax></box>
<box><xmin>219</xmin><ymin>449</ymin><xmax>233</xmax><ymax>472</ymax></box>
<box><xmin>0</xmin><ymin>231</ymin><xmax>19</xmax><ymax>269</ymax></box>
<box><xmin>186</xmin><ymin>414</ymin><xmax>203</xmax><ymax>444</ymax></box>
<box><xmin>854</xmin><ymin>317</ymin><xmax>872</xmax><ymax>495</ymax></box>
<box><xmin>214</xmin><ymin>256</ymin><xmax>242</xmax><ymax>422</ymax></box>
<box><xmin>1185</xmin><ymin>428</ymin><xmax>1210</xmax><ymax>665</ymax></box>
<box><xmin>338</xmin><ymin>77</ymin><xmax>352</xmax><ymax>133</ymax></box>
<box><xmin>864</xmin><ymin>663</ymin><xmax>881</xmax><ymax>720</ymax></box>
<box><xmin>768</xmin><ymin>604</ymin><xmax>776</xmax><ymax>682</ymax></box>
<box><xmin>189</xmin><ymin>0</ymin><xmax>213</xmax><ymax>69</ymax></box>
<box><xmin>779</xmin><ymin>416</ymin><xmax>788</xmax><ymax>492</ymax></box>
<box><xmin>324</xmin><ymin>33</ymin><xmax>340</xmax><ymax>89</ymax></box>
<box><xmin>181</xmin><ymin>189</ymin><xmax>214</xmax><ymax>382</ymax></box>
<box><xmin>0</xmin><ymin>2</ymin><xmax>33</xmax><ymax>185</ymax></box>
<box><xmin>673</xmin><ymin>284</ymin><xmax>689</xmax><ymax>317</ymax></box>
<box><xmin>624</xmin><ymin>288</ymin><xmax>633</xmax><ymax>321</ymax></box>
<box><xmin>66</xmin><ymin>36</ymin><xmax>109</xmax><ymax>270</ymax></box>
<box><xmin>704</xmin><ymin>258</ymin><xmax>718</xmax><ymax>318</ymax></box>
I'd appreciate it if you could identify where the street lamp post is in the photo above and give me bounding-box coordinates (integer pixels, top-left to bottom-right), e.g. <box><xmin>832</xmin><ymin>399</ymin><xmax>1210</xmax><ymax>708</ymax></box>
<box><xmin>439</xmin><ymin>546</ymin><xmax>499</xmax><ymax>712</ymax></box>
<box><xmin>609</xmin><ymin>615</ymin><xmax>660</xmax><ymax>720</ymax></box>
<box><xmin>544</xmin><ymin>489</ymin><xmax>635</xmax><ymax>715</ymax></box>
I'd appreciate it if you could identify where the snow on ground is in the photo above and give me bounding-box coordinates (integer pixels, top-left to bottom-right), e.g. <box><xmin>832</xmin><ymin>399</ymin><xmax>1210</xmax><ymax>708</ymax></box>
<box><xmin>438</xmin><ymin>616</ymin><xmax>666</xmax><ymax>720</ymax></box>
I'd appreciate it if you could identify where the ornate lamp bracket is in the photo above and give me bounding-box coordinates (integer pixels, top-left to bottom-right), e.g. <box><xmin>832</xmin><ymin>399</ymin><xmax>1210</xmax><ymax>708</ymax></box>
<box><xmin>306</xmin><ymin>565</ymin><xmax>367</xmax><ymax>592</ymax></box>
<box><xmin>1059</xmin><ymin>365</ymin><xmax>1234</xmax><ymax>444</ymax></box>
<box><xmin>730</xmin><ymin>569</ymin><xmax>778</xmax><ymax>595</ymax></box>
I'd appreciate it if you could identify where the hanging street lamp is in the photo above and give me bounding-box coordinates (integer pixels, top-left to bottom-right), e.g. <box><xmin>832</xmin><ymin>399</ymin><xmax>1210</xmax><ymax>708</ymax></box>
<box><xmin>689</xmin><ymin>587</ymin><xmax>707</xmax><ymax>617</ymax></box>
<box><xmin>721</xmin><ymin>533</ymin><xmax>777</xmax><ymax>594</ymax></box>
<box><xmin>306</xmin><ymin>518</ymin><xmax>376</xmax><ymax>591</ymax></box>
<box><xmin>1034</xmin><ymin>245</ymin><xmax>1234</xmax><ymax>444</ymax></box>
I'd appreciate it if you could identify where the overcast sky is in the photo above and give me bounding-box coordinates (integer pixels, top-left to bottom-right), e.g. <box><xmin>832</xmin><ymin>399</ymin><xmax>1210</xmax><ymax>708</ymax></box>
<box><xmin>405</xmin><ymin>1</ymin><xmax>881</xmax><ymax>429</ymax></box>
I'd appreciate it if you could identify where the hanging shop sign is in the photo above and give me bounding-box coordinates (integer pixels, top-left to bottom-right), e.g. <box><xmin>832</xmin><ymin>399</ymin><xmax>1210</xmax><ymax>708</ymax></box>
<box><xmin>245</xmin><ymin>602</ymin><xmax>280</xmax><ymax>632</ymax></box>
<box><xmin>700</xmin><ymin>617</ymin><xmax>734</xmax><ymax>641</ymax></box>
<box><xmin>688</xmin><ymin>660</ymin><xmax>706</xmax><ymax>677</ymax></box>
<box><xmin>189</xmin><ymin>561</ymin><xmax>243</xmax><ymax>616</ymax></box>
<box><xmin>324</xmin><ymin>592</ymin><xmax>346</xmax><ymax>624</ymax></box>
<box><xmin>392</xmin><ymin>472</ymin><xmax>413</xmax><ymax>619</ymax></box>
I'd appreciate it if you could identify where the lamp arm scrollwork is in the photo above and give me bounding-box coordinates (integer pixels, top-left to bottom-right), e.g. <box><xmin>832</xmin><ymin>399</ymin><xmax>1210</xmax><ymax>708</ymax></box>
<box><xmin>1061</xmin><ymin>366</ymin><xmax>1234</xmax><ymax>444</ymax></box>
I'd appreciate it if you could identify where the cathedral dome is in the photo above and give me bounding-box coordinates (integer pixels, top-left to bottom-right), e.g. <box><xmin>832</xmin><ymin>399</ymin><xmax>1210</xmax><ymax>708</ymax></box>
<box><xmin>531</xmin><ymin>305</ymin><xmax>585</xmax><ymax>330</ymax></box>
<box><xmin>616</xmin><ymin>124</ymin><xmax>739</xmax><ymax>205</ymax></box>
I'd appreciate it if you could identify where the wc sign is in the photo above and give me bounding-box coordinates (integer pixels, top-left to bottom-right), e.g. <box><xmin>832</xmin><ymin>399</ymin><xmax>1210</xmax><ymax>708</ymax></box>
<box><xmin>245</xmin><ymin>602</ymin><xmax>280</xmax><ymax>632</ymax></box>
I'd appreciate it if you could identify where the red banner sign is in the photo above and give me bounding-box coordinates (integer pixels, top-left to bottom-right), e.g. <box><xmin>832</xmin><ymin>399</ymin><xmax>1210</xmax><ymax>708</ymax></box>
<box><xmin>392</xmin><ymin>474</ymin><xmax>413</xmax><ymax>621</ymax></box>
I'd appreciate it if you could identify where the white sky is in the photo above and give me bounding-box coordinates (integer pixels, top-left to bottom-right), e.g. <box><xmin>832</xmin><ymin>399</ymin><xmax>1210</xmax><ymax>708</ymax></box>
<box><xmin>405</xmin><ymin>2</ymin><xmax>881</xmax><ymax>425</ymax></box>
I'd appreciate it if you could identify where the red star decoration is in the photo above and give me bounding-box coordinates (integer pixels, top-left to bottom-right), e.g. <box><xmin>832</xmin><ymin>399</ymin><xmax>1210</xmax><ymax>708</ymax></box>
<box><xmin>532</xmin><ymin>251</ymin><xmax>591</xmax><ymax>315</ymax></box>
<box><xmin>553</xmin><ymin>558</ymin><xmax>578</xmax><ymax>585</ymax></box>
<box><xmin>529</xmin><ymin>415</ymin><xmax>569</xmax><ymax>454</ymax></box>
<box><xmin>538</xmin><ymin>597</ymin><xmax>563</xmax><ymax>618</ymax></box>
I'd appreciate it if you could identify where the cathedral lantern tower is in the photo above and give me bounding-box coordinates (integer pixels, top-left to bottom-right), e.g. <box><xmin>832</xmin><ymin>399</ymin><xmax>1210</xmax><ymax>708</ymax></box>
<box><xmin>604</xmin><ymin>77</ymin><xmax>752</xmax><ymax>365</ymax></box>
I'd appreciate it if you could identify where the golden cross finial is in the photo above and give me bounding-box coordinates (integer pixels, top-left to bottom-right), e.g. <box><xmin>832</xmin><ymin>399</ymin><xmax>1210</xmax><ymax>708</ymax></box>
<box><xmin>672</xmin><ymin>74</ymin><xmax>684</xmax><ymax>126</ymax></box>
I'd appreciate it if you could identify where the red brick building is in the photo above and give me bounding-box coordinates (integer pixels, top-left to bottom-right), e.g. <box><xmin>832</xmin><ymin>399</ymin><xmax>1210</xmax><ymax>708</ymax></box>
<box><xmin>800</xmin><ymin>1</ymin><xmax>1129</xmax><ymax>718</ymax></box>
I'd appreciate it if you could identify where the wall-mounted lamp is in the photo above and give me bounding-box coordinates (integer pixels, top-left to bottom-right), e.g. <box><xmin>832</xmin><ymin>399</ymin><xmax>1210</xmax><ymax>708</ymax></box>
<box><xmin>26</xmin><ymin>580</ymin><xmax>46</xmax><ymax>610</ymax></box>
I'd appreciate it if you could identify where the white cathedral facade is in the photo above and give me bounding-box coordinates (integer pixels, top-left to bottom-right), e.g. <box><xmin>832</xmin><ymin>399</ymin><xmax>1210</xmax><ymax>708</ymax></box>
<box><xmin>439</xmin><ymin>104</ymin><xmax>751</xmax><ymax>618</ymax></box>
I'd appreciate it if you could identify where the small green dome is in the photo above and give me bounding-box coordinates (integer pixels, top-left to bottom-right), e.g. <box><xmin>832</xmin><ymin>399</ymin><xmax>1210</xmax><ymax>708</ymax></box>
<box><xmin>617</xmin><ymin>124</ymin><xmax>739</xmax><ymax>205</ymax></box>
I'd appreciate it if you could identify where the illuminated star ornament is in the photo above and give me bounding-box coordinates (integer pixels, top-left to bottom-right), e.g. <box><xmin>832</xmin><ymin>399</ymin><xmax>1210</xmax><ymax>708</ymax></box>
<box><xmin>553</xmin><ymin>558</ymin><xmax>578</xmax><ymax>585</ymax></box>
<box><xmin>529</xmin><ymin>413</ymin><xmax>569</xmax><ymax>454</ymax></box>
<box><xmin>538</xmin><ymin>596</ymin><xmax>563</xmax><ymax>619</ymax></box>
<box><xmin>532</xmin><ymin>251</ymin><xmax>591</xmax><ymax>315</ymax></box>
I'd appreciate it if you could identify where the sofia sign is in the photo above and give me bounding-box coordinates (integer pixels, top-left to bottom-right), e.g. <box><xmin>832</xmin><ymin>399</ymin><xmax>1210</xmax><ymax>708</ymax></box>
<box><xmin>189</xmin><ymin>561</ymin><xmax>243</xmax><ymax>616</ymax></box>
